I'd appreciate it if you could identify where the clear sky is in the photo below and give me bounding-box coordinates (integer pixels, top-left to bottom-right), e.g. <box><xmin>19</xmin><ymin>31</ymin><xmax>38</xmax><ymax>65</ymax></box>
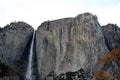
<box><xmin>0</xmin><ymin>0</ymin><xmax>120</xmax><ymax>29</ymax></box>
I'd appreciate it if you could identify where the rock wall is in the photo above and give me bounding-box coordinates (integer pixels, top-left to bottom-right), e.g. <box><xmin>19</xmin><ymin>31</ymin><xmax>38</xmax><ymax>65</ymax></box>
<box><xmin>1</xmin><ymin>13</ymin><xmax>120</xmax><ymax>80</ymax></box>
<box><xmin>99</xmin><ymin>24</ymin><xmax>120</xmax><ymax>80</ymax></box>
<box><xmin>36</xmin><ymin>13</ymin><xmax>109</xmax><ymax>78</ymax></box>
<box><xmin>102</xmin><ymin>24</ymin><xmax>120</xmax><ymax>51</ymax></box>
<box><xmin>0</xmin><ymin>21</ymin><xmax>34</xmax><ymax>78</ymax></box>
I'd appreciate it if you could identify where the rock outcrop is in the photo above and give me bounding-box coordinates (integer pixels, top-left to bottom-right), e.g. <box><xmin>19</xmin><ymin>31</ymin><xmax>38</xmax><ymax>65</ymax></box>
<box><xmin>36</xmin><ymin>13</ymin><xmax>109</xmax><ymax>78</ymax></box>
<box><xmin>98</xmin><ymin>24</ymin><xmax>120</xmax><ymax>80</ymax></box>
<box><xmin>0</xmin><ymin>21</ymin><xmax>34</xmax><ymax>78</ymax></box>
<box><xmin>1</xmin><ymin>13</ymin><xmax>120</xmax><ymax>80</ymax></box>
<box><xmin>102</xmin><ymin>24</ymin><xmax>120</xmax><ymax>50</ymax></box>
<box><xmin>46</xmin><ymin>68</ymin><xmax>93</xmax><ymax>80</ymax></box>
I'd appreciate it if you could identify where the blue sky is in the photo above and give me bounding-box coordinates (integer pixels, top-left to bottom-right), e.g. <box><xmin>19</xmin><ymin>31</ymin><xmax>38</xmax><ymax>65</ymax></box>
<box><xmin>0</xmin><ymin>0</ymin><xmax>120</xmax><ymax>29</ymax></box>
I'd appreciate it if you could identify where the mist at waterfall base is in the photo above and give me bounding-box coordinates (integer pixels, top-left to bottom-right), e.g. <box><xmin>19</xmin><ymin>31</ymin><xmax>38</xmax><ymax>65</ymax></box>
<box><xmin>25</xmin><ymin>31</ymin><xmax>35</xmax><ymax>80</ymax></box>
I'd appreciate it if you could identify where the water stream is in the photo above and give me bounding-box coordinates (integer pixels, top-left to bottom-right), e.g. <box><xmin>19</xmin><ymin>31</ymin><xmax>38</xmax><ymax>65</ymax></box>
<box><xmin>25</xmin><ymin>31</ymin><xmax>35</xmax><ymax>80</ymax></box>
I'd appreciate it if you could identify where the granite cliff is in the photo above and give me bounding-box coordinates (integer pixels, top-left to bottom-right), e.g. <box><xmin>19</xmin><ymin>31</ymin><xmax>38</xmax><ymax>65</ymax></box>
<box><xmin>0</xmin><ymin>13</ymin><xmax>120</xmax><ymax>80</ymax></box>
<box><xmin>102</xmin><ymin>24</ymin><xmax>120</xmax><ymax>50</ymax></box>
<box><xmin>36</xmin><ymin>13</ymin><xmax>109</xmax><ymax>79</ymax></box>
<box><xmin>0</xmin><ymin>21</ymin><xmax>34</xmax><ymax>79</ymax></box>
<box><xmin>97</xmin><ymin>24</ymin><xmax>120</xmax><ymax>80</ymax></box>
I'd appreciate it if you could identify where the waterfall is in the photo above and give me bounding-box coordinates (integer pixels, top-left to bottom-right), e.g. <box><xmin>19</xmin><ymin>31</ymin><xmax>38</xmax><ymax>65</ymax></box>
<box><xmin>25</xmin><ymin>31</ymin><xmax>35</xmax><ymax>80</ymax></box>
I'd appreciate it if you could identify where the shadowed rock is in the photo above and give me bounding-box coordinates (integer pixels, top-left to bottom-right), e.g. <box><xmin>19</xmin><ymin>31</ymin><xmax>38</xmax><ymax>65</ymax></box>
<box><xmin>0</xmin><ymin>21</ymin><xmax>34</xmax><ymax>79</ymax></box>
<box><xmin>102</xmin><ymin>24</ymin><xmax>120</xmax><ymax>50</ymax></box>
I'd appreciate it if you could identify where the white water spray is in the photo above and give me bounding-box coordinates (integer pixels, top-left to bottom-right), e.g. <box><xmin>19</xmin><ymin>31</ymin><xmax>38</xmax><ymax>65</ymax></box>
<box><xmin>26</xmin><ymin>31</ymin><xmax>35</xmax><ymax>80</ymax></box>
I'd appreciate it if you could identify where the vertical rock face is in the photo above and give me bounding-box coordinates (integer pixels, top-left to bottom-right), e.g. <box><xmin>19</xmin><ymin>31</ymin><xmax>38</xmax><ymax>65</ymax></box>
<box><xmin>36</xmin><ymin>13</ymin><xmax>109</xmax><ymax>78</ymax></box>
<box><xmin>102</xmin><ymin>24</ymin><xmax>120</xmax><ymax>50</ymax></box>
<box><xmin>101</xmin><ymin>24</ymin><xmax>120</xmax><ymax>79</ymax></box>
<box><xmin>0</xmin><ymin>21</ymin><xmax>34</xmax><ymax>67</ymax></box>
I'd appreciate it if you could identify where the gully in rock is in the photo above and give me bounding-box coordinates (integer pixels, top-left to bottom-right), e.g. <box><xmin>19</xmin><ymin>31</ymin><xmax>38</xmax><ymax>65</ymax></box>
<box><xmin>25</xmin><ymin>31</ymin><xmax>35</xmax><ymax>80</ymax></box>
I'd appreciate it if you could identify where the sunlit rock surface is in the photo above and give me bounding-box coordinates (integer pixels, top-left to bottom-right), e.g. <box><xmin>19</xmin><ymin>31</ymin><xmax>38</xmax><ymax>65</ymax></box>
<box><xmin>36</xmin><ymin>13</ymin><xmax>109</xmax><ymax>78</ymax></box>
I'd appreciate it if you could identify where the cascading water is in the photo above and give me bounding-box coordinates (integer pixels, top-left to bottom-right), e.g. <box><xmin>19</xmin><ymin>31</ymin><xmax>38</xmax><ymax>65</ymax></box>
<box><xmin>25</xmin><ymin>31</ymin><xmax>35</xmax><ymax>80</ymax></box>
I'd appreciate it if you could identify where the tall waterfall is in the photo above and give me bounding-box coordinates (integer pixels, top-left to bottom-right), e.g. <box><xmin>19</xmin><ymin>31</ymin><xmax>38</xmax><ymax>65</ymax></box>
<box><xmin>26</xmin><ymin>31</ymin><xmax>35</xmax><ymax>80</ymax></box>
